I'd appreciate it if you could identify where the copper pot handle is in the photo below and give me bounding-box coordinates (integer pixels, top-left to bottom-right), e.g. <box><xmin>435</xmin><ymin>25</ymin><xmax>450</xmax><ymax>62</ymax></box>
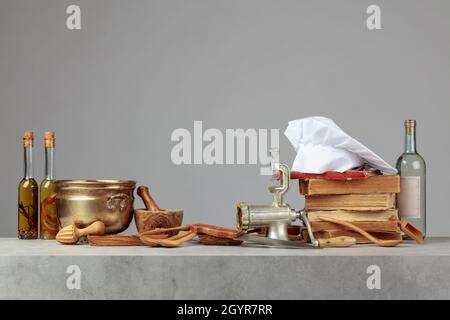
<box><xmin>106</xmin><ymin>193</ymin><xmax>129</xmax><ymax>211</ymax></box>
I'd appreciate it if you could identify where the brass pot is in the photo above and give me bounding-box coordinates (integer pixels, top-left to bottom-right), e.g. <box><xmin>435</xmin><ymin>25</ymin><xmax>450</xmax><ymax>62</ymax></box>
<box><xmin>55</xmin><ymin>180</ymin><xmax>136</xmax><ymax>234</ymax></box>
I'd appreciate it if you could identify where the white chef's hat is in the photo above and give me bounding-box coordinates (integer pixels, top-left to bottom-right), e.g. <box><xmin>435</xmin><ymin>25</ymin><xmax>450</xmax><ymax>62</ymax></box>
<box><xmin>284</xmin><ymin>116</ymin><xmax>397</xmax><ymax>175</ymax></box>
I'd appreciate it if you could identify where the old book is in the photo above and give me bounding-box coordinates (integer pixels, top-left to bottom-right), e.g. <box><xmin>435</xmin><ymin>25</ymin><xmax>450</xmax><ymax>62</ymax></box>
<box><xmin>307</xmin><ymin>209</ymin><xmax>398</xmax><ymax>222</ymax></box>
<box><xmin>311</xmin><ymin>220</ymin><xmax>400</xmax><ymax>232</ymax></box>
<box><xmin>301</xmin><ymin>229</ymin><xmax>402</xmax><ymax>244</ymax></box>
<box><xmin>305</xmin><ymin>193</ymin><xmax>396</xmax><ymax>211</ymax></box>
<box><xmin>300</xmin><ymin>175</ymin><xmax>400</xmax><ymax>196</ymax></box>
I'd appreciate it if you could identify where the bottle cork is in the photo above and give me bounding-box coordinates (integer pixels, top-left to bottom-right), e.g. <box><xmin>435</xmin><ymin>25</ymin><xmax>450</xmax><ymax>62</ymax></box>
<box><xmin>44</xmin><ymin>131</ymin><xmax>55</xmax><ymax>148</ymax></box>
<box><xmin>23</xmin><ymin>131</ymin><xmax>34</xmax><ymax>147</ymax></box>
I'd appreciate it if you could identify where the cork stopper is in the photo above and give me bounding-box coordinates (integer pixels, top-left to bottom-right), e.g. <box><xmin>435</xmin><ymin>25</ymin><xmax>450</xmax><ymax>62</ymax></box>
<box><xmin>23</xmin><ymin>131</ymin><xmax>34</xmax><ymax>147</ymax></box>
<box><xmin>44</xmin><ymin>131</ymin><xmax>55</xmax><ymax>148</ymax></box>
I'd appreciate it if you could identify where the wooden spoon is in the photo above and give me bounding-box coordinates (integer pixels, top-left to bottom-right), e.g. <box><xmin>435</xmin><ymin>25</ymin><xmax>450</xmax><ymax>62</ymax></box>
<box><xmin>140</xmin><ymin>230</ymin><xmax>196</xmax><ymax>247</ymax></box>
<box><xmin>140</xmin><ymin>225</ymin><xmax>191</xmax><ymax>236</ymax></box>
<box><xmin>153</xmin><ymin>231</ymin><xmax>197</xmax><ymax>248</ymax></box>
<box><xmin>56</xmin><ymin>221</ymin><xmax>106</xmax><ymax>245</ymax></box>
<box><xmin>318</xmin><ymin>216</ymin><xmax>402</xmax><ymax>247</ymax></box>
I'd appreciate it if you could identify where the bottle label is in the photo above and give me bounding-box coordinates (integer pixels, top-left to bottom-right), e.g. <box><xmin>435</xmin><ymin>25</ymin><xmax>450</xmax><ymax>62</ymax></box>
<box><xmin>398</xmin><ymin>176</ymin><xmax>421</xmax><ymax>219</ymax></box>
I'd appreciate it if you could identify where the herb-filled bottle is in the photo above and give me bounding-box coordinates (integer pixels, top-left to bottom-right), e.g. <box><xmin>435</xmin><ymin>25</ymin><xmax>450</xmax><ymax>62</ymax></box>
<box><xmin>40</xmin><ymin>131</ymin><xmax>58</xmax><ymax>239</ymax></box>
<box><xmin>396</xmin><ymin>120</ymin><xmax>426</xmax><ymax>238</ymax></box>
<box><xmin>18</xmin><ymin>131</ymin><xmax>38</xmax><ymax>239</ymax></box>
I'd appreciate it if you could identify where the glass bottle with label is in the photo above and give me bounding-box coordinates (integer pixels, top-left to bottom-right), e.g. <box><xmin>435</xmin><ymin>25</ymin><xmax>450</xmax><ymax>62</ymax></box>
<box><xmin>40</xmin><ymin>131</ymin><xmax>59</xmax><ymax>239</ymax></box>
<box><xmin>18</xmin><ymin>131</ymin><xmax>39</xmax><ymax>239</ymax></box>
<box><xmin>396</xmin><ymin>120</ymin><xmax>426</xmax><ymax>238</ymax></box>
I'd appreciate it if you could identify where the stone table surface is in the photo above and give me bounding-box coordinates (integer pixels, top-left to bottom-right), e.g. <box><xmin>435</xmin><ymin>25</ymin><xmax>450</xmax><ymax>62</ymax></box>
<box><xmin>1</xmin><ymin>237</ymin><xmax>449</xmax><ymax>299</ymax></box>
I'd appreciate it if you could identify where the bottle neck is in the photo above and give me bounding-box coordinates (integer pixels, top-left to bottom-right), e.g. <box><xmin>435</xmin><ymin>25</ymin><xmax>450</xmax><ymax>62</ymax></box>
<box><xmin>45</xmin><ymin>147</ymin><xmax>55</xmax><ymax>180</ymax></box>
<box><xmin>23</xmin><ymin>147</ymin><xmax>33</xmax><ymax>179</ymax></box>
<box><xmin>405</xmin><ymin>126</ymin><xmax>417</xmax><ymax>153</ymax></box>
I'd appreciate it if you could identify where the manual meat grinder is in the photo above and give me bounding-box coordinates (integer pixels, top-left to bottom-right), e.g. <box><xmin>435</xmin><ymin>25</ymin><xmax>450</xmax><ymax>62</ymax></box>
<box><xmin>236</xmin><ymin>162</ymin><xmax>319</xmax><ymax>246</ymax></box>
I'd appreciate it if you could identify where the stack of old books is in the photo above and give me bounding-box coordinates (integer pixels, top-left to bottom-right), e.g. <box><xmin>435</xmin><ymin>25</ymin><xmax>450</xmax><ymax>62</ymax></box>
<box><xmin>300</xmin><ymin>175</ymin><xmax>401</xmax><ymax>244</ymax></box>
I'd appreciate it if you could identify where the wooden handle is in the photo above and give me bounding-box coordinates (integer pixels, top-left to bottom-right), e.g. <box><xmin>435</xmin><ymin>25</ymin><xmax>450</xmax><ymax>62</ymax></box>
<box><xmin>156</xmin><ymin>231</ymin><xmax>197</xmax><ymax>248</ymax></box>
<box><xmin>88</xmin><ymin>235</ymin><xmax>145</xmax><ymax>246</ymax></box>
<box><xmin>318</xmin><ymin>216</ymin><xmax>402</xmax><ymax>247</ymax></box>
<box><xmin>318</xmin><ymin>236</ymin><xmax>356</xmax><ymax>247</ymax></box>
<box><xmin>140</xmin><ymin>230</ymin><xmax>196</xmax><ymax>247</ymax></box>
<box><xmin>139</xmin><ymin>225</ymin><xmax>191</xmax><ymax>236</ymax></box>
<box><xmin>137</xmin><ymin>185</ymin><xmax>161</xmax><ymax>211</ymax></box>
<box><xmin>76</xmin><ymin>221</ymin><xmax>106</xmax><ymax>238</ymax></box>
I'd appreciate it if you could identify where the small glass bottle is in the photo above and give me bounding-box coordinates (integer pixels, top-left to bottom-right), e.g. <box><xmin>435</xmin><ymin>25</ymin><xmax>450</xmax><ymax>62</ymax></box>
<box><xmin>396</xmin><ymin>120</ymin><xmax>426</xmax><ymax>238</ymax></box>
<box><xmin>18</xmin><ymin>131</ymin><xmax>39</xmax><ymax>239</ymax></box>
<box><xmin>40</xmin><ymin>132</ymin><xmax>58</xmax><ymax>239</ymax></box>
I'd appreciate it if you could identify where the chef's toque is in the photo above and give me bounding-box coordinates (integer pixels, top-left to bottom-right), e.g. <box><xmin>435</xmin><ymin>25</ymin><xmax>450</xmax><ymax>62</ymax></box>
<box><xmin>284</xmin><ymin>116</ymin><xmax>397</xmax><ymax>175</ymax></box>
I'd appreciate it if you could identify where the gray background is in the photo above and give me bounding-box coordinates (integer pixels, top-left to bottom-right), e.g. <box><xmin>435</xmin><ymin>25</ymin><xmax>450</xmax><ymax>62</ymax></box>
<box><xmin>0</xmin><ymin>0</ymin><xmax>449</xmax><ymax>237</ymax></box>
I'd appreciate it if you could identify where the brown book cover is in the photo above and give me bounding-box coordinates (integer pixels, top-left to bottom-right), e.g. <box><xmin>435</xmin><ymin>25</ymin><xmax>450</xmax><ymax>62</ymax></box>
<box><xmin>310</xmin><ymin>220</ymin><xmax>400</xmax><ymax>232</ymax></box>
<box><xmin>301</xmin><ymin>229</ymin><xmax>402</xmax><ymax>244</ymax></box>
<box><xmin>307</xmin><ymin>209</ymin><xmax>398</xmax><ymax>222</ymax></box>
<box><xmin>305</xmin><ymin>193</ymin><xmax>396</xmax><ymax>211</ymax></box>
<box><xmin>300</xmin><ymin>175</ymin><xmax>400</xmax><ymax>196</ymax></box>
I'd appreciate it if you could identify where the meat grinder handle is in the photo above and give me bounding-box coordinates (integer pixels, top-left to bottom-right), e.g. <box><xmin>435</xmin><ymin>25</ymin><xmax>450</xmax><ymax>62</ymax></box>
<box><xmin>299</xmin><ymin>210</ymin><xmax>319</xmax><ymax>247</ymax></box>
<box><xmin>299</xmin><ymin>211</ymin><xmax>356</xmax><ymax>248</ymax></box>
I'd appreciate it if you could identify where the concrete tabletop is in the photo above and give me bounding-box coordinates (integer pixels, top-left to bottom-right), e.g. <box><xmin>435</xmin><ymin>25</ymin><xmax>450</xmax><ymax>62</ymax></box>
<box><xmin>0</xmin><ymin>237</ymin><xmax>448</xmax><ymax>256</ymax></box>
<box><xmin>1</xmin><ymin>237</ymin><xmax>449</xmax><ymax>299</ymax></box>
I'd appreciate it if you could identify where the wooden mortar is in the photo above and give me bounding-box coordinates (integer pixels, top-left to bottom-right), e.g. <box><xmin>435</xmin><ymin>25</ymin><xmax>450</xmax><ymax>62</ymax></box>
<box><xmin>134</xmin><ymin>186</ymin><xmax>183</xmax><ymax>237</ymax></box>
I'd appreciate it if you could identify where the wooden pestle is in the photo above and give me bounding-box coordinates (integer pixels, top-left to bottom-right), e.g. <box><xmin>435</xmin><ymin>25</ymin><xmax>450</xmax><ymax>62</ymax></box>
<box><xmin>137</xmin><ymin>185</ymin><xmax>161</xmax><ymax>211</ymax></box>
